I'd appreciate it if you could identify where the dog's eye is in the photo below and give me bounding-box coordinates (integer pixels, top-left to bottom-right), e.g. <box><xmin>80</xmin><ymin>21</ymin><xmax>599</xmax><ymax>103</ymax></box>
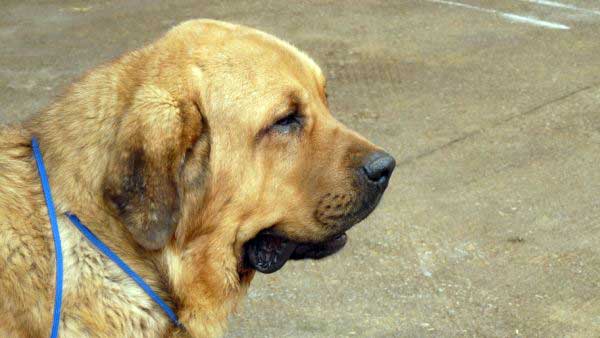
<box><xmin>270</xmin><ymin>110</ymin><xmax>303</xmax><ymax>134</ymax></box>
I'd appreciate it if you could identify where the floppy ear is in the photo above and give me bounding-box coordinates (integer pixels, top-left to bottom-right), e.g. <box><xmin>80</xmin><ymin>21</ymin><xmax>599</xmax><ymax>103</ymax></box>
<box><xmin>103</xmin><ymin>86</ymin><xmax>202</xmax><ymax>250</ymax></box>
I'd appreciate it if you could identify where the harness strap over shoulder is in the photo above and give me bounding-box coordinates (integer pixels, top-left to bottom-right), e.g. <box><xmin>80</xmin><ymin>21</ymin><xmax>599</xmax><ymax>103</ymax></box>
<box><xmin>32</xmin><ymin>138</ymin><xmax>63</xmax><ymax>338</ymax></box>
<box><xmin>31</xmin><ymin>138</ymin><xmax>182</xmax><ymax>338</ymax></box>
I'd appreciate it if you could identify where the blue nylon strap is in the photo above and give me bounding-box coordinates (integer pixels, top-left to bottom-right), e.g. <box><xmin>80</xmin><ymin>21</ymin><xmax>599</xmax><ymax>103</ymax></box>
<box><xmin>66</xmin><ymin>213</ymin><xmax>181</xmax><ymax>327</ymax></box>
<box><xmin>31</xmin><ymin>138</ymin><xmax>63</xmax><ymax>338</ymax></box>
<box><xmin>31</xmin><ymin>138</ymin><xmax>181</xmax><ymax>338</ymax></box>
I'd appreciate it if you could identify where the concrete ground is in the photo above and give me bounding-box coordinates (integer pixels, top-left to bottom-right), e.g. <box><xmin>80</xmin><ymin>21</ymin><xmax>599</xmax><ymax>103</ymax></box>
<box><xmin>2</xmin><ymin>0</ymin><xmax>600</xmax><ymax>337</ymax></box>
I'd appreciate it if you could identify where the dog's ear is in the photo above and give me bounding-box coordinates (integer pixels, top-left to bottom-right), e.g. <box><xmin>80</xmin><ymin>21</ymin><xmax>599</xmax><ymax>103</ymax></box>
<box><xmin>103</xmin><ymin>86</ymin><xmax>203</xmax><ymax>250</ymax></box>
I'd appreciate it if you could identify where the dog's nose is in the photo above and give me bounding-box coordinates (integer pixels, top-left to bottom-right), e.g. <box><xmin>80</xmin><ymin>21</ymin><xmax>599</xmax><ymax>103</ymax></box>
<box><xmin>362</xmin><ymin>152</ymin><xmax>396</xmax><ymax>184</ymax></box>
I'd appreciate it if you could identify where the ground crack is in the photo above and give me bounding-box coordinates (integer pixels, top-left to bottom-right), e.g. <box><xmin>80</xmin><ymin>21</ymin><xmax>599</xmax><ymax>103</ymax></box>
<box><xmin>398</xmin><ymin>81</ymin><xmax>600</xmax><ymax>168</ymax></box>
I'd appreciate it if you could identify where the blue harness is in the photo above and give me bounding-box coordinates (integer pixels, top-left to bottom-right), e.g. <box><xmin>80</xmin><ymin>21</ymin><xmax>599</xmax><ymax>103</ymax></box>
<box><xmin>31</xmin><ymin>138</ymin><xmax>181</xmax><ymax>337</ymax></box>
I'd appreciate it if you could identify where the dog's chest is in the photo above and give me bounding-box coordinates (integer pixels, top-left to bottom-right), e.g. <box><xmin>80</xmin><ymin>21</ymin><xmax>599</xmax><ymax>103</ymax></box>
<box><xmin>58</xmin><ymin>218</ymin><xmax>170</xmax><ymax>337</ymax></box>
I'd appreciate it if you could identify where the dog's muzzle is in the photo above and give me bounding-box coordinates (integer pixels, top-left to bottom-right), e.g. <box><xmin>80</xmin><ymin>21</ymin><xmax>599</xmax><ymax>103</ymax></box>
<box><xmin>243</xmin><ymin>151</ymin><xmax>395</xmax><ymax>274</ymax></box>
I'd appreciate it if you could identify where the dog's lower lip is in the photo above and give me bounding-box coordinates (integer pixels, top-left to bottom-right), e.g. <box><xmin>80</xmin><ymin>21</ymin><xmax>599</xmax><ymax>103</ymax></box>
<box><xmin>244</xmin><ymin>231</ymin><xmax>349</xmax><ymax>273</ymax></box>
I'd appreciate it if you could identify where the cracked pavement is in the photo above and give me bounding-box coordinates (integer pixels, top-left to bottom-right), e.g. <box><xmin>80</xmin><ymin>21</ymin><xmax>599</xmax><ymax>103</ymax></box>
<box><xmin>1</xmin><ymin>1</ymin><xmax>600</xmax><ymax>337</ymax></box>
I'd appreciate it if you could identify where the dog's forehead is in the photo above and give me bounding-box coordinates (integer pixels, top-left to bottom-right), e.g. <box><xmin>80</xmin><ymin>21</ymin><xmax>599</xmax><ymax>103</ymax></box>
<box><xmin>243</xmin><ymin>30</ymin><xmax>325</xmax><ymax>87</ymax></box>
<box><xmin>176</xmin><ymin>20</ymin><xmax>325</xmax><ymax>91</ymax></box>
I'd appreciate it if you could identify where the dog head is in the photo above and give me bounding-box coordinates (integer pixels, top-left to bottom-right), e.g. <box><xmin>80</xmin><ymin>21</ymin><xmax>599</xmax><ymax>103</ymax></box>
<box><xmin>102</xmin><ymin>20</ymin><xmax>395</xmax><ymax>278</ymax></box>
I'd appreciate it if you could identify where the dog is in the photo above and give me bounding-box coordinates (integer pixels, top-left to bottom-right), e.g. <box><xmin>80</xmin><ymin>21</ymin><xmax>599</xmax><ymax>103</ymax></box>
<box><xmin>0</xmin><ymin>19</ymin><xmax>395</xmax><ymax>337</ymax></box>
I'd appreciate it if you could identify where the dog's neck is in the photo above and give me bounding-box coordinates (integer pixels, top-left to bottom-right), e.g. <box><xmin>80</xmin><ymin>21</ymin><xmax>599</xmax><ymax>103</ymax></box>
<box><xmin>25</xmin><ymin>66</ymin><xmax>134</xmax><ymax>216</ymax></box>
<box><xmin>25</xmin><ymin>108</ymin><xmax>249</xmax><ymax>337</ymax></box>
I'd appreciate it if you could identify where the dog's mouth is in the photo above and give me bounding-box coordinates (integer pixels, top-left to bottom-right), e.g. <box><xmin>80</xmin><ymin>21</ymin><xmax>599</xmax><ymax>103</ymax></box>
<box><xmin>243</xmin><ymin>230</ymin><xmax>348</xmax><ymax>274</ymax></box>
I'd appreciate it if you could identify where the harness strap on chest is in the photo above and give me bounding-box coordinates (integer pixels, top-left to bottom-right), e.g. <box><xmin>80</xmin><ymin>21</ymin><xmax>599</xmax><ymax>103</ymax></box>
<box><xmin>66</xmin><ymin>213</ymin><xmax>181</xmax><ymax>326</ymax></box>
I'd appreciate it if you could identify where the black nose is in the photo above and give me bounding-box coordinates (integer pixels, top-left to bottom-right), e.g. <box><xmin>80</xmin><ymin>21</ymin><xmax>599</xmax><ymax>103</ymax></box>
<box><xmin>362</xmin><ymin>152</ymin><xmax>396</xmax><ymax>184</ymax></box>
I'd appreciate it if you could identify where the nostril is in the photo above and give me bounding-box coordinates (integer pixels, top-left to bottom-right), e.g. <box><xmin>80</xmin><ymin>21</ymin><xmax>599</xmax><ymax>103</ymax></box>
<box><xmin>362</xmin><ymin>152</ymin><xmax>396</xmax><ymax>183</ymax></box>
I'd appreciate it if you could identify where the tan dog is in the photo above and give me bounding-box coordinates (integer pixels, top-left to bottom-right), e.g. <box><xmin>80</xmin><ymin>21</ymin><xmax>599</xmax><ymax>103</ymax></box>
<box><xmin>0</xmin><ymin>20</ymin><xmax>395</xmax><ymax>337</ymax></box>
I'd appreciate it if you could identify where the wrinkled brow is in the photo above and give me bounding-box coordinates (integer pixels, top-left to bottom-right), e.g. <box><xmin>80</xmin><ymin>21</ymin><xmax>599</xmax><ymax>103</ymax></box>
<box><xmin>254</xmin><ymin>91</ymin><xmax>302</xmax><ymax>139</ymax></box>
<box><xmin>263</xmin><ymin>91</ymin><xmax>302</xmax><ymax>126</ymax></box>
